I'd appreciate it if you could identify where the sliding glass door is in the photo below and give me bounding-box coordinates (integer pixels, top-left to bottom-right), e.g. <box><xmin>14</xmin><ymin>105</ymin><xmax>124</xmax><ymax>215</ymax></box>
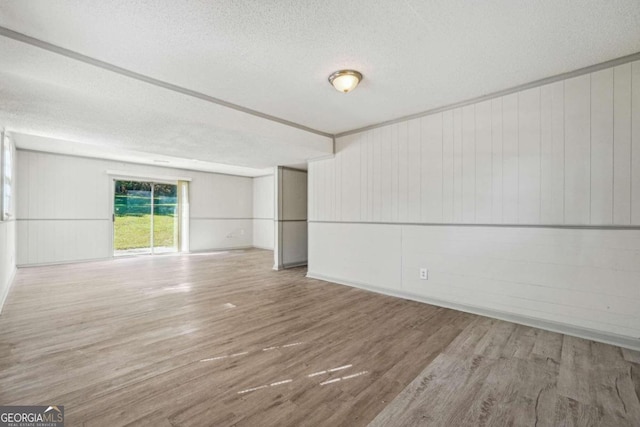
<box><xmin>113</xmin><ymin>180</ymin><xmax>178</xmax><ymax>256</ymax></box>
<box><xmin>152</xmin><ymin>183</ymin><xmax>178</xmax><ymax>254</ymax></box>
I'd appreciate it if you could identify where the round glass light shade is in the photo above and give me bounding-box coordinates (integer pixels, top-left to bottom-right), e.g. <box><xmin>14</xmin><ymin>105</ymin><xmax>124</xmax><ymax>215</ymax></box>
<box><xmin>328</xmin><ymin>70</ymin><xmax>363</xmax><ymax>93</ymax></box>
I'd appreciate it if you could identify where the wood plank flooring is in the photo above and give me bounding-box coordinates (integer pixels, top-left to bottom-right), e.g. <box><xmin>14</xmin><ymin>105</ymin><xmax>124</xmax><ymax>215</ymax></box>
<box><xmin>0</xmin><ymin>249</ymin><xmax>472</xmax><ymax>426</ymax></box>
<box><xmin>370</xmin><ymin>318</ymin><xmax>640</xmax><ymax>426</ymax></box>
<box><xmin>0</xmin><ymin>249</ymin><xmax>638</xmax><ymax>426</ymax></box>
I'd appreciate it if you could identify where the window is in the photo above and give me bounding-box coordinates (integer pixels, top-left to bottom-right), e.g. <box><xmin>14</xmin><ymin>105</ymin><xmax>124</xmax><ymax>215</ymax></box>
<box><xmin>1</xmin><ymin>131</ymin><xmax>13</xmax><ymax>221</ymax></box>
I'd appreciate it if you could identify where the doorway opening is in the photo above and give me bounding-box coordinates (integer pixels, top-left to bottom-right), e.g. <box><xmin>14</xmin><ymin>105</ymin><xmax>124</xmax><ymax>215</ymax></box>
<box><xmin>113</xmin><ymin>180</ymin><xmax>179</xmax><ymax>256</ymax></box>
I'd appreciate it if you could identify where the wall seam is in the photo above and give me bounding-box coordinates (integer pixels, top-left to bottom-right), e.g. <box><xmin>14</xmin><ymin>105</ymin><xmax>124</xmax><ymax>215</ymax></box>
<box><xmin>611</xmin><ymin>68</ymin><xmax>615</xmax><ymax>223</ymax></box>
<box><xmin>441</xmin><ymin>112</ymin><xmax>445</xmax><ymax>222</ymax></box>
<box><xmin>517</xmin><ymin>93</ymin><xmax>520</xmax><ymax>224</ymax></box>
<box><xmin>563</xmin><ymin>81</ymin><xmax>566</xmax><ymax>224</ymax></box>
<box><xmin>589</xmin><ymin>73</ymin><xmax>593</xmax><ymax>225</ymax></box>
<box><xmin>631</xmin><ymin>62</ymin><xmax>634</xmax><ymax>224</ymax></box>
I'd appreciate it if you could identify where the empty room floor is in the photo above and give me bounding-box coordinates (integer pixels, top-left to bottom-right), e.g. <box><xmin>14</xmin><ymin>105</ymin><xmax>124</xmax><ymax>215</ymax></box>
<box><xmin>0</xmin><ymin>249</ymin><xmax>638</xmax><ymax>426</ymax></box>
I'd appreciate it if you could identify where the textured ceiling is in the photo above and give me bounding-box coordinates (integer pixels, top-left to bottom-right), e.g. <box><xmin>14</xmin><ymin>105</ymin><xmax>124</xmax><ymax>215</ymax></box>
<box><xmin>0</xmin><ymin>36</ymin><xmax>330</xmax><ymax>172</ymax></box>
<box><xmin>0</xmin><ymin>1</ymin><xmax>639</xmax><ymax>168</ymax></box>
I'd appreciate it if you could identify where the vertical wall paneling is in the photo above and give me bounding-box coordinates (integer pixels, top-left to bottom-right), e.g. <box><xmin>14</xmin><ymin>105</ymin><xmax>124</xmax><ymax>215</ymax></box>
<box><xmin>253</xmin><ymin>174</ymin><xmax>275</xmax><ymax>250</ymax></box>
<box><xmin>350</xmin><ymin>135</ymin><xmax>363</xmax><ymax>221</ymax></box>
<box><xmin>380</xmin><ymin>125</ymin><xmax>393</xmax><ymax>222</ymax></box>
<box><xmin>564</xmin><ymin>74</ymin><xmax>591</xmax><ymax>224</ymax></box>
<box><xmin>308</xmin><ymin>162</ymin><xmax>315</xmax><ymax>221</ymax></box>
<box><xmin>16</xmin><ymin>150</ymin><xmax>258</xmax><ymax>265</ymax></box>
<box><xmin>372</xmin><ymin>129</ymin><xmax>381</xmax><ymax>221</ymax></box>
<box><xmin>310</xmin><ymin>59</ymin><xmax>640</xmax><ymax>348</ymax></box>
<box><xmin>540</xmin><ymin>81</ymin><xmax>565</xmax><ymax>224</ymax></box>
<box><xmin>613</xmin><ymin>64</ymin><xmax>632</xmax><ymax>224</ymax></box>
<box><xmin>407</xmin><ymin>119</ymin><xmax>422</xmax><ymax>222</ymax></box>
<box><xmin>335</xmin><ymin>141</ymin><xmax>342</xmax><ymax>221</ymax></box>
<box><xmin>348</xmin><ymin>134</ymin><xmax>359</xmax><ymax>222</ymax></box>
<box><xmin>632</xmin><ymin>61</ymin><xmax>640</xmax><ymax>225</ymax></box>
<box><xmin>462</xmin><ymin>105</ymin><xmax>476</xmax><ymax>222</ymax></box>
<box><xmin>475</xmin><ymin>100</ymin><xmax>493</xmax><ymax>223</ymax></box>
<box><xmin>390</xmin><ymin>123</ymin><xmax>400</xmax><ymax>222</ymax></box>
<box><xmin>17</xmin><ymin>217</ymin><xmax>27</xmax><ymax>265</ymax></box>
<box><xmin>315</xmin><ymin>60</ymin><xmax>638</xmax><ymax>229</ymax></box>
<box><xmin>590</xmin><ymin>68</ymin><xmax>614</xmax><ymax>224</ymax></box>
<box><xmin>421</xmin><ymin>113</ymin><xmax>443</xmax><ymax>222</ymax></box>
<box><xmin>502</xmin><ymin>93</ymin><xmax>519</xmax><ymax>223</ymax></box>
<box><xmin>518</xmin><ymin>87</ymin><xmax>542</xmax><ymax>224</ymax></box>
<box><xmin>360</xmin><ymin>133</ymin><xmax>369</xmax><ymax>221</ymax></box>
<box><xmin>336</xmin><ymin>137</ymin><xmax>343</xmax><ymax>221</ymax></box>
<box><xmin>398</xmin><ymin>121</ymin><xmax>409</xmax><ymax>222</ymax></box>
<box><xmin>367</xmin><ymin>129</ymin><xmax>379</xmax><ymax>221</ymax></box>
<box><xmin>320</xmin><ymin>157</ymin><xmax>328</xmax><ymax>220</ymax></box>
<box><xmin>253</xmin><ymin>175</ymin><xmax>274</xmax><ymax>219</ymax></box>
<box><xmin>334</xmin><ymin>142</ymin><xmax>341</xmax><ymax>221</ymax></box>
<box><xmin>318</xmin><ymin>160</ymin><xmax>331</xmax><ymax>221</ymax></box>
<box><xmin>318</xmin><ymin>160</ymin><xmax>328</xmax><ymax>220</ymax></box>
<box><xmin>442</xmin><ymin>110</ymin><xmax>455</xmax><ymax>222</ymax></box>
<box><xmin>320</xmin><ymin>159</ymin><xmax>328</xmax><ymax>221</ymax></box>
<box><xmin>328</xmin><ymin>158</ymin><xmax>336</xmax><ymax>221</ymax></box>
<box><xmin>16</xmin><ymin>151</ymin><xmax>28</xmax><ymax>220</ymax></box>
<box><xmin>491</xmin><ymin>98</ymin><xmax>503</xmax><ymax>223</ymax></box>
<box><xmin>27</xmin><ymin>152</ymin><xmax>39</xmax><ymax>220</ymax></box>
<box><xmin>453</xmin><ymin>108</ymin><xmax>464</xmax><ymax>222</ymax></box>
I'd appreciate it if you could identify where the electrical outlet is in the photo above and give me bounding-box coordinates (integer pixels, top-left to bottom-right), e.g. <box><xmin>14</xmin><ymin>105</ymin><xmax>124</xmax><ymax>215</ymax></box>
<box><xmin>420</xmin><ymin>268</ymin><xmax>428</xmax><ymax>280</ymax></box>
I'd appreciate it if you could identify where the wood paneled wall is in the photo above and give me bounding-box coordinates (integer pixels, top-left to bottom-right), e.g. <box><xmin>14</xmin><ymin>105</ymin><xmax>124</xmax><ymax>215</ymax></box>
<box><xmin>308</xmin><ymin>60</ymin><xmax>640</xmax><ymax>349</ymax></box>
<box><xmin>0</xmin><ymin>136</ymin><xmax>16</xmax><ymax>312</ymax></box>
<box><xmin>0</xmin><ymin>220</ymin><xmax>16</xmax><ymax>312</ymax></box>
<box><xmin>310</xmin><ymin>61</ymin><xmax>640</xmax><ymax>226</ymax></box>
<box><xmin>252</xmin><ymin>174</ymin><xmax>274</xmax><ymax>250</ymax></box>
<box><xmin>16</xmin><ymin>150</ymin><xmax>256</xmax><ymax>266</ymax></box>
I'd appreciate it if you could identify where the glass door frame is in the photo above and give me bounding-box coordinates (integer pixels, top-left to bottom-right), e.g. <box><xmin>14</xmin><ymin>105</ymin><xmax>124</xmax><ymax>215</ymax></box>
<box><xmin>110</xmin><ymin>177</ymin><xmax>179</xmax><ymax>257</ymax></box>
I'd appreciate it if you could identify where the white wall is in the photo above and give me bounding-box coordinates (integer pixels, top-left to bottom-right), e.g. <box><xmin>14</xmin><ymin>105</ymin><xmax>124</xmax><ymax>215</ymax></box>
<box><xmin>0</xmin><ymin>220</ymin><xmax>16</xmax><ymax>311</ymax></box>
<box><xmin>308</xmin><ymin>60</ymin><xmax>640</xmax><ymax>350</ymax></box>
<box><xmin>0</xmin><ymin>134</ymin><xmax>16</xmax><ymax>312</ymax></box>
<box><xmin>252</xmin><ymin>174</ymin><xmax>275</xmax><ymax>250</ymax></box>
<box><xmin>274</xmin><ymin>167</ymin><xmax>308</xmax><ymax>269</ymax></box>
<box><xmin>16</xmin><ymin>150</ymin><xmax>255</xmax><ymax>265</ymax></box>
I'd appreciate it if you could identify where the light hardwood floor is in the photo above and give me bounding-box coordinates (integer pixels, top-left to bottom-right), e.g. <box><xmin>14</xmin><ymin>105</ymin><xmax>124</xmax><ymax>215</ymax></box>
<box><xmin>0</xmin><ymin>249</ymin><xmax>638</xmax><ymax>426</ymax></box>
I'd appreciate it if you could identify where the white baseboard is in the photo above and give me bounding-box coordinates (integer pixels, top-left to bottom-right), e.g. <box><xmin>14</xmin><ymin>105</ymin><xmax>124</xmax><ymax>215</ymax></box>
<box><xmin>307</xmin><ymin>271</ymin><xmax>640</xmax><ymax>352</ymax></box>
<box><xmin>17</xmin><ymin>256</ymin><xmax>112</xmax><ymax>268</ymax></box>
<box><xmin>18</xmin><ymin>245</ymin><xmax>274</xmax><ymax>268</ymax></box>
<box><xmin>189</xmin><ymin>246</ymin><xmax>254</xmax><ymax>253</ymax></box>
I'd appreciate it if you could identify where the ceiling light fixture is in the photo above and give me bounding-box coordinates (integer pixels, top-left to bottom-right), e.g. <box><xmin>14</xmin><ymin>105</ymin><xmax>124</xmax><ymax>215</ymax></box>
<box><xmin>328</xmin><ymin>69</ymin><xmax>363</xmax><ymax>94</ymax></box>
